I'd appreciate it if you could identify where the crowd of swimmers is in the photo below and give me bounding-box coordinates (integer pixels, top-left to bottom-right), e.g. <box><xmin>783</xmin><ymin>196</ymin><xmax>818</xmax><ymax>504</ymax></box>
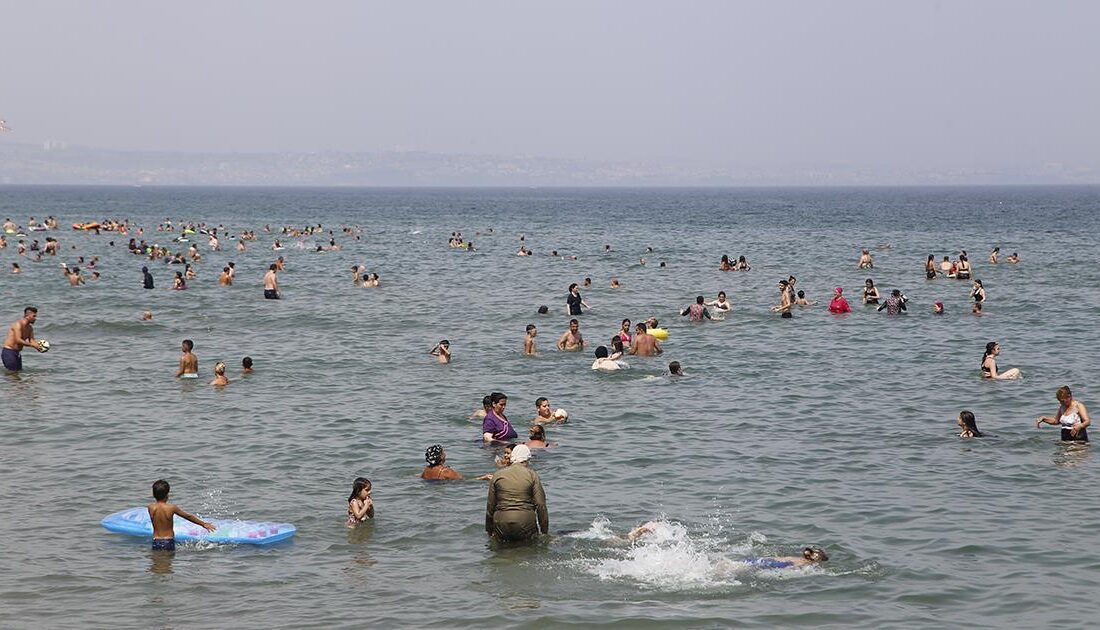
<box><xmin>0</xmin><ymin>215</ymin><xmax>1076</xmax><ymax>566</ymax></box>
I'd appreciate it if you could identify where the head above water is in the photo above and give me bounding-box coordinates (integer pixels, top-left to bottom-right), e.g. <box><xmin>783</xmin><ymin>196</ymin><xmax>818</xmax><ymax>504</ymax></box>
<box><xmin>182</xmin><ymin>339</ymin><xmax>194</xmax><ymax>352</ymax></box>
<box><xmin>529</xmin><ymin>424</ymin><xmax>546</xmax><ymax>441</ymax></box>
<box><xmin>152</xmin><ymin>479</ymin><xmax>170</xmax><ymax>501</ymax></box>
<box><xmin>958</xmin><ymin>410</ymin><xmax>982</xmax><ymax>436</ymax></box>
<box><xmin>595</xmin><ymin>345</ymin><xmax>609</xmax><ymax>359</ymax></box>
<box><xmin>242</xmin><ymin>356</ymin><xmax>253</xmax><ymax>369</ymax></box>
<box><xmin>348</xmin><ymin>477</ymin><xmax>371</xmax><ymax>503</ymax></box>
<box><xmin>1056</xmin><ymin>385</ymin><xmax>1073</xmax><ymax>404</ymax></box>
<box><xmin>537</xmin><ymin>305</ymin><xmax>549</xmax><ymax>314</ymax></box>
<box><xmin>669</xmin><ymin>361</ymin><xmax>683</xmax><ymax>375</ymax></box>
<box><xmin>425</xmin><ymin>444</ymin><xmax>445</xmax><ymax>466</ymax></box>
<box><xmin>213</xmin><ymin>361</ymin><xmax>226</xmax><ymax>375</ymax></box>
<box><xmin>803</xmin><ymin>547</ymin><xmax>829</xmax><ymax>562</ymax></box>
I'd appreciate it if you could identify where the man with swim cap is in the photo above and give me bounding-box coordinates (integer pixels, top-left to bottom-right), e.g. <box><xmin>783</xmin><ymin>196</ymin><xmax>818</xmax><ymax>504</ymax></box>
<box><xmin>3</xmin><ymin>307</ymin><xmax>45</xmax><ymax>372</ymax></box>
<box><xmin>485</xmin><ymin>444</ymin><xmax>548</xmax><ymax>542</ymax></box>
<box><xmin>263</xmin><ymin>264</ymin><xmax>280</xmax><ymax>299</ymax></box>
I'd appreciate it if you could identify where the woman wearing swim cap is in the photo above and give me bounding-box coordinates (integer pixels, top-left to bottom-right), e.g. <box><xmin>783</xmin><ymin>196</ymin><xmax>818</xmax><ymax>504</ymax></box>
<box><xmin>485</xmin><ymin>444</ymin><xmax>548</xmax><ymax>542</ymax></box>
<box><xmin>828</xmin><ymin>287</ymin><xmax>852</xmax><ymax>314</ymax></box>
<box><xmin>421</xmin><ymin>444</ymin><xmax>491</xmax><ymax>480</ymax></box>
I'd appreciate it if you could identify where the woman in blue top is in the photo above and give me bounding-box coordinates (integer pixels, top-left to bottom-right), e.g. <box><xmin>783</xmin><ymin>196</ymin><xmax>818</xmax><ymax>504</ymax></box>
<box><xmin>481</xmin><ymin>392</ymin><xmax>517</xmax><ymax>442</ymax></box>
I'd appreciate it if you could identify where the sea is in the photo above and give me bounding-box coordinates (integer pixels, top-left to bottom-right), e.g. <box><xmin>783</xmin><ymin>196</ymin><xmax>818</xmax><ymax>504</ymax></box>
<box><xmin>1</xmin><ymin>185</ymin><xmax>1099</xmax><ymax>629</ymax></box>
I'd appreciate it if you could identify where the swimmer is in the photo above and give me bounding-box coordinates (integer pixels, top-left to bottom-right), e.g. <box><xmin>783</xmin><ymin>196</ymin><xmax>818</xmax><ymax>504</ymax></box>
<box><xmin>610</xmin><ymin>277</ymin><xmax>620</xmax><ymax>288</ymax></box>
<box><xmin>524</xmin><ymin>324</ymin><xmax>537</xmax><ymax>355</ymax></box>
<box><xmin>557</xmin><ymin>319</ymin><xmax>586</xmax><ymax>351</ymax></box>
<box><xmin>956</xmin><ymin>254</ymin><xmax>972</xmax><ymax>280</ymax></box>
<box><xmin>218</xmin><ymin>267</ymin><xmax>232</xmax><ymax>286</ymax></box>
<box><xmin>980</xmin><ymin>341</ymin><xmax>1021</xmax><ymax>380</ymax></box>
<box><xmin>957</xmin><ymin>410</ymin><xmax>983</xmax><ymax>438</ymax></box>
<box><xmin>706</xmin><ymin>291</ymin><xmax>731</xmax><ymax>312</ymax></box>
<box><xmin>1036</xmin><ymin>385</ymin><xmax>1091</xmax><ymax>442</ymax></box>
<box><xmin>175</xmin><ymin>339</ymin><xmax>198</xmax><ymax>379</ymax></box>
<box><xmin>972</xmin><ymin>302</ymin><xmax>983</xmax><ymax>316</ymax></box>
<box><xmin>681</xmin><ymin>295</ymin><xmax>712</xmax><ymax>322</ymax></box>
<box><xmin>263</xmin><ymin>264</ymin><xmax>280</xmax><ymax>299</ymax></box>
<box><xmin>566</xmin><ymin>283</ymin><xmax>590</xmax><ymax>316</ymax></box>
<box><xmin>526</xmin><ymin>424</ymin><xmax>550</xmax><ymax>449</ymax></box>
<box><xmin>971</xmin><ymin>279</ymin><xmax>986</xmax><ymax>305</ymax></box>
<box><xmin>148</xmin><ymin>480</ymin><xmax>216</xmax><ymax>552</ymax></box>
<box><xmin>771</xmin><ymin>280</ymin><xmax>793</xmax><ymax>317</ymax></box>
<box><xmin>925</xmin><ymin>254</ymin><xmax>938</xmax><ymax>279</ymax></box>
<box><xmin>537</xmin><ymin>305</ymin><xmax>549</xmax><ymax>315</ymax></box>
<box><xmin>628</xmin><ymin>323</ymin><xmax>662</xmax><ymax>357</ymax></box>
<box><xmin>794</xmin><ymin>290</ymin><xmax>816</xmax><ymax>306</ymax></box>
<box><xmin>828</xmin><ymin>287</ymin><xmax>852</xmax><ymax>314</ymax></box>
<box><xmin>933</xmin><ymin>301</ymin><xmax>945</xmax><ymax>315</ymax></box>
<box><xmin>616</xmin><ymin>319</ymin><xmax>632</xmax><ymax>345</ymax></box>
<box><xmin>173</xmin><ymin>272</ymin><xmax>186</xmax><ymax>290</ymax></box>
<box><xmin>142</xmin><ymin>311</ymin><xmax>153</xmax><ymax>321</ymax></box>
<box><xmin>583</xmin><ymin>277</ymin><xmax>592</xmax><ymax>288</ymax></box>
<box><xmin>862</xmin><ymin>279</ymin><xmax>880</xmax><ymax>305</ymax></box>
<box><xmin>877</xmin><ymin>289</ymin><xmax>908</xmax><ymax>315</ymax></box>
<box><xmin>1006</xmin><ymin>252</ymin><xmax>1019</xmax><ymax>264</ymax></box>
<box><xmin>482</xmin><ymin>392</ymin><xmax>517</xmax><ymax>442</ymax></box>
<box><xmin>719</xmin><ymin>254</ymin><xmax>733</xmax><ymax>271</ymax></box>
<box><xmin>421</xmin><ymin>445</ymin><xmax>492</xmax><ymax>480</ymax></box>
<box><xmin>242</xmin><ymin>356</ymin><xmax>253</xmax><ymax>374</ymax></box>
<box><xmin>989</xmin><ymin>247</ymin><xmax>1000</xmax><ymax>264</ymax></box>
<box><xmin>210</xmin><ymin>361</ymin><xmax>229</xmax><ymax>387</ymax></box>
<box><xmin>669</xmin><ymin>360</ymin><xmax>683</xmax><ymax>376</ymax></box>
<box><xmin>3</xmin><ymin>307</ymin><xmax>44</xmax><ymax>372</ymax></box>
<box><xmin>735</xmin><ymin>255</ymin><xmax>750</xmax><ymax>271</ymax></box>
<box><xmin>346</xmin><ymin>478</ymin><xmax>374</xmax><ymax>527</ymax></box>
<box><xmin>608</xmin><ymin>336</ymin><xmax>626</xmax><ymax>360</ymax></box>
<box><xmin>858</xmin><ymin>249</ymin><xmax>874</xmax><ymax>269</ymax></box>
<box><xmin>744</xmin><ymin>547</ymin><xmax>829</xmax><ymax>569</ymax></box>
<box><xmin>429</xmin><ymin>339</ymin><xmax>451</xmax><ymax>364</ymax></box>
<box><xmin>532</xmin><ymin>397</ymin><xmax>567</xmax><ymax>425</ymax></box>
<box><xmin>495</xmin><ymin>443</ymin><xmax>515</xmax><ymax>468</ymax></box>
<box><xmin>471</xmin><ymin>395</ymin><xmax>492</xmax><ymax>420</ymax></box>
<box><xmin>939</xmin><ymin>255</ymin><xmax>953</xmax><ymax>275</ymax></box>
<box><xmin>591</xmin><ymin>345</ymin><xmax>622</xmax><ymax>371</ymax></box>
<box><xmin>10</xmin><ymin>263</ymin><xmax>20</xmax><ymax>274</ymax></box>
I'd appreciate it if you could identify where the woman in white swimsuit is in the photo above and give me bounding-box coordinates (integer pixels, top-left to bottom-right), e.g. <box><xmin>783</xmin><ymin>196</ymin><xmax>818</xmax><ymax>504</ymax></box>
<box><xmin>1037</xmin><ymin>386</ymin><xmax>1091</xmax><ymax>442</ymax></box>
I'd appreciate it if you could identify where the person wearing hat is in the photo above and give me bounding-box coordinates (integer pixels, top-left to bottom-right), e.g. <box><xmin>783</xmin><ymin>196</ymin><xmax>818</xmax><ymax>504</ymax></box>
<box><xmin>484</xmin><ymin>444</ymin><xmax>548</xmax><ymax>542</ymax></box>
<box><xmin>828</xmin><ymin>287</ymin><xmax>852</xmax><ymax>314</ymax></box>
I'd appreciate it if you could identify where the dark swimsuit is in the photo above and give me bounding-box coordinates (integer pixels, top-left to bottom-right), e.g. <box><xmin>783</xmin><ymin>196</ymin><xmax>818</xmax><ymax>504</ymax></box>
<box><xmin>151</xmin><ymin>538</ymin><xmax>176</xmax><ymax>551</ymax></box>
<box><xmin>2</xmin><ymin>347</ymin><xmax>22</xmax><ymax>372</ymax></box>
<box><xmin>264</xmin><ymin>289</ymin><xmax>279</xmax><ymax>299</ymax></box>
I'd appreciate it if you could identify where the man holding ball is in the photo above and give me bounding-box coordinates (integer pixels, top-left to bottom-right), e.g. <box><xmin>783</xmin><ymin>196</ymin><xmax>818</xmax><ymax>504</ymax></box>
<box><xmin>3</xmin><ymin>306</ymin><xmax>46</xmax><ymax>372</ymax></box>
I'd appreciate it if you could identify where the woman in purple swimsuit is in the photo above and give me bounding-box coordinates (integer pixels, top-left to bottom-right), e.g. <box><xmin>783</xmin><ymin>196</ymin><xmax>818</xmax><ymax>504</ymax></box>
<box><xmin>481</xmin><ymin>392</ymin><xmax>517</xmax><ymax>442</ymax></box>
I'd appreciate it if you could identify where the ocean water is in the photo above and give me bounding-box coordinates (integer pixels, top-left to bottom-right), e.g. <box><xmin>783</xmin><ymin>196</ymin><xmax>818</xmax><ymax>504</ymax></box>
<box><xmin>1</xmin><ymin>185</ymin><xmax>1099</xmax><ymax>629</ymax></box>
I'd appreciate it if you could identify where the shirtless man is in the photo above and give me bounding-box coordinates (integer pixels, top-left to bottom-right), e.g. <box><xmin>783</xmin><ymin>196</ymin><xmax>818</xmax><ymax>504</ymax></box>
<box><xmin>557</xmin><ymin>319</ymin><xmax>586</xmax><ymax>351</ymax></box>
<box><xmin>629</xmin><ymin>322</ymin><xmax>662</xmax><ymax>356</ymax></box>
<box><xmin>524</xmin><ymin>324</ymin><xmax>537</xmax><ymax>355</ymax></box>
<box><xmin>218</xmin><ymin>267</ymin><xmax>233</xmax><ymax>286</ymax></box>
<box><xmin>64</xmin><ymin>265</ymin><xmax>85</xmax><ymax>286</ymax></box>
<box><xmin>3</xmin><ymin>307</ymin><xmax>44</xmax><ymax>372</ymax></box>
<box><xmin>175</xmin><ymin>339</ymin><xmax>199</xmax><ymax>379</ymax></box>
<box><xmin>263</xmin><ymin>264</ymin><xmax>280</xmax><ymax>299</ymax></box>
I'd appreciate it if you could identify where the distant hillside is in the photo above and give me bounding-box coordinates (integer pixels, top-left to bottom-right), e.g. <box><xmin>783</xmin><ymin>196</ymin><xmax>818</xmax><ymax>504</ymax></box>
<box><xmin>0</xmin><ymin>142</ymin><xmax>1095</xmax><ymax>186</ymax></box>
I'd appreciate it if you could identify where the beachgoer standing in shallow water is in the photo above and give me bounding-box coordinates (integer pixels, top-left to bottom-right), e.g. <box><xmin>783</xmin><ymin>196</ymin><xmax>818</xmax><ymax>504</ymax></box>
<box><xmin>828</xmin><ymin>287</ymin><xmax>852</xmax><ymax>314</ymax></box>
<box><xmin>557</xmin><ymin>319</ymin><xmax>586</xmax><ymax>351</ymax></box>
<box><xmin>629</xmin><ymin>323</ymin><xmax>662</xmax><ymax>356</ymax></box>
<box><xmin>210</xmin><ymin>361</ymin><xmax>229</xmax><ymax>387</ymax></box>
<box><xmin>429</xmin><ymin>339</ymin><xmax>451</xmax><ymax>363</ymax></box>
<box><xmin>980</xmin><ymin>342</ymin><xmax>1022</xmax><ymax>380</ymax></box>
<box><xmin>877</xmin><ymin>289</ymin><xmax>908</xmax><ymax>315</ymax></box>
<box><xmin>524</xmin><ymin>325</ymin><xmax>537</xmax><ymax>355</ymax></box>
<box><xmin>862</xmin><ymin>279</ymin><xmax>880</xmax><ymax>305</ymax></box>
<box><xmin>148</xmin><ymin>480</ymin><xmax>216</xmax><ymax>552</ymax></box>
<box><xmin>263</xmin><ymin>264</ymin><xmax>280</xmax><ymax>299</ymax></box>
<box><xmin>1037</xmin><ymin>386</ymin><xmax>1091</xmax><ymax>442</ymax></box>
<box><xmin>989</xmin><ymin>247</ymin><xmax>1000</xmax><ymax>264</ymax></box>
<box><xmin>566</xmin><ymin>283</ymin><xmax>589</xmax><ymax>316</ymax></box>
<box><xmin>346</xmin><ymin>478</ymin><xmax>374</xmax><ymax>527</ymax></box>
<box><xmin>175</xmin><ymin>339</ymin><xmax>199</xmax><ymax>379</ymax></box>
<box><xmin>3</xmin><ymin>307</ymin><xmax>44</xmax><ymax>372</ymax></box>
<box><xmin>482</xmin><ymin>392</ymin><xmax>517</xmax><ymax>443</ymax></box>
<box><xmin>485</xmin><ymin>444</ymin><xmax>548</xmax><ymax>542</ymax></box>
<box><xmin>858</xmin><ymin>249</ymin><xmax>874</xmax><ymax>269</ymax></box>
<box><xmin>925</xmin><ymin>255</ymin><xmax>938</xmax><ymax>279</ymax></box>
<box><xmin>771</xmin><ymin>280</ymin><xmax>793</xmax><ymax>318</ymax></box>
<box><xmin>680</xmin><ymin>295</ymin><xmax>712</xmax><ymax>322</ymax></box>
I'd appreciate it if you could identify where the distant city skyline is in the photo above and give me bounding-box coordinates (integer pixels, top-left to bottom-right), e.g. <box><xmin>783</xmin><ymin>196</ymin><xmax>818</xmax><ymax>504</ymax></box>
<box><xmin>1</xmin><ymin>1</ymin><xmax>1098</xmax><ymax>184</ymax></box>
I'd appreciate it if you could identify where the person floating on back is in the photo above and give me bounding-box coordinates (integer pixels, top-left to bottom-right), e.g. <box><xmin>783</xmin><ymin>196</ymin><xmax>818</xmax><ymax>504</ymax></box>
<box><xmin>148</xmin><ymin>479</ymin><xmax>216</xmax><ymax>552</ymax></box>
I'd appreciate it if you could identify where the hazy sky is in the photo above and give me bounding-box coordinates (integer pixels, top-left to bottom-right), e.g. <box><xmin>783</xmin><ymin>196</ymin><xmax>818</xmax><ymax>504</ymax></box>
<box><xmin>2</xmin><ymin>1</ymin><xmax>1098</xmax><ymax>172</ymax></box>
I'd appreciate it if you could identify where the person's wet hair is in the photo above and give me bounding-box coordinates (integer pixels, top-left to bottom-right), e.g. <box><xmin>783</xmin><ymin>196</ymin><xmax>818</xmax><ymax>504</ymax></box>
<box><xmin>182</xmin><ymin>339</ymin><xmax>194</xmax><ymax>351</ymax></box>
<box><xmin>242</xmin><ymin>356</ymin><xmax>253</xmax><ymax>369</ymax></box>
<box><xmin>526</xmin><ymin>324</ymin><xmax>536</xmax><ymax>333</ymax></box>
<box><xmin>959</xmin><ymin>410</ymin><xmax>983</xmax><ymax>437</ymax></box>
<box><xmin>803</xmin><ymin>547</ymin><xmax>829</xmax><ymax>562</ymax></box>
<box><xmin>537</xmin><ymin>305</ymin><xmax>549</xmax><ymax>314</ymax></box>
<box><xmin>594</xmin><ymin>345</ymin><xmax>609</xmax><ymax>359</ymax></box>
<box><xmin>529</xmin><ymin>424</ymin><xmax>546</xmax><ymax>441</ymax></box>
<box><xmin>348</xmin><ymin>477</ymin><xmax>371</xmax><ymax>503</ymax></box>
<box><xmin>152</xmin><ymin>479</ymin><xmax>170</xmax><ymax>501</ymax></box>
<box><xmin>482</xmin><ymin>395</ymin><xmax>493</xmax><ymax>409</ymax></box>
<box><xmin>535</xmin><ymin>397</ymin><xmax>548</xmax><ymax>409</ymax></box>
<box><xmin>696</xmin><ymin>295</ymin><xmax>705</xmax><ymax>304</ymax></box>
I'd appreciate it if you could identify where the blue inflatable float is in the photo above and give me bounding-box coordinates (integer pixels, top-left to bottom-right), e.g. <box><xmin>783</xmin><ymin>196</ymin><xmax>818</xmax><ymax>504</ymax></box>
<box><xmin>101</xmin><ymin>507</ymin><xmax>296</xmax><ymax>546</ymax></box>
